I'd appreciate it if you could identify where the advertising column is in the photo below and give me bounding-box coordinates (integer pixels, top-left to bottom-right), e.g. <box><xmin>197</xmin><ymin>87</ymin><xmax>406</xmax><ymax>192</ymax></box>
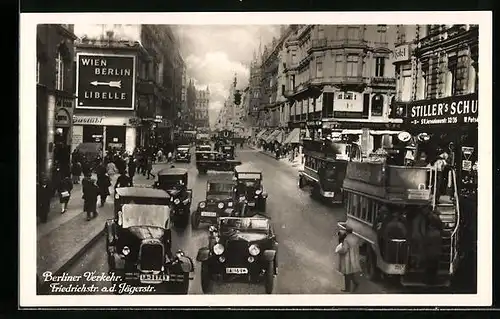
<box><xmin>74</xmin><ymin>52</ymin><xmax>137</xmax><ymax>155</ymax></box>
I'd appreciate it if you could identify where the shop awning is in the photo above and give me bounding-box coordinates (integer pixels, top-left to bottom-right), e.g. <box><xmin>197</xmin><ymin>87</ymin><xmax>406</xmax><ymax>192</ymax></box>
<box><xmin>341</xmin><ymin>129</ymin><xmax>363</xmax><ymax>135</ymax></box>
<box><xmin>260</xmin><ymin>129</ymin><xmax>273</xmax><ymax>140</ymax></box>
<box><xmin>283</xmin><ymin>128</ymin><xmax>301</xmax><ymax>144</ymax></box>
<box><xmin>256</xmin><ymin>129</ymin><xmax>268</xmax><ymax>139</ymax></box>
<box><xmin>275</xmin><ymin>131</ymin><xmax>284</xmax><ymax>143</ymax></box>
<box><xmin>370</xmin><ymin>130</ymin><xmax>402</xmax><ymax>135</ymax></box>
<box><xmin>265</xmin><ymin>130</ymin><xmax>280</xmax><ymax>143</ymax></box>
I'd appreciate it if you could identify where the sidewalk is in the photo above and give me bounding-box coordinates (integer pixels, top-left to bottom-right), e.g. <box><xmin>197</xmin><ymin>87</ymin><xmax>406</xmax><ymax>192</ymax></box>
<box><xmin>36</xmin><ymin>168</ymin><xmax>160</xmax><ymax>279</ymax></box>
<box><xmin>250</xmin><ymin>145</ymin><xmax>304</xmax><ymax>171</ymax></box>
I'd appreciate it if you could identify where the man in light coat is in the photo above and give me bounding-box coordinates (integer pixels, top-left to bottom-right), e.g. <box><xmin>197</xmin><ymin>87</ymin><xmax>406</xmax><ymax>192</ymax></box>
<box><xmin>335</xmin><ymin>227</ymin><xmax>362</xmax><ymax>292</ymax></box>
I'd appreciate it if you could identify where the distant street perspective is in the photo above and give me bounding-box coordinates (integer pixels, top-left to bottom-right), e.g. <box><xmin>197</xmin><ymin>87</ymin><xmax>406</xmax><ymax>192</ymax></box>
<box><xmin>36</xmin><ymin>23</ymin><xmax>477</xmax><ymax>296</ymax></box>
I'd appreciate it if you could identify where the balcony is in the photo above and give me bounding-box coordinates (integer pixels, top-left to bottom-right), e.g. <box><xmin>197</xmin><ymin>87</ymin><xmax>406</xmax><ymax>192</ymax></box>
<box><xmin>373</xmin><ymin>41</ymin><xmax>389</xmax><ymax>49</ymax></box>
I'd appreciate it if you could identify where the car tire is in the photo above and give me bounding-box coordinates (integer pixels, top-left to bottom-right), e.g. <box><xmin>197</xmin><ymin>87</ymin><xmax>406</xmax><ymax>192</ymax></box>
<box><xmin>260</xmin><ymin>199</ymin><xmax>267</xmax><ymax>213</ymax></box>
<box><xmin>298</xmin><ymin>176</ymin><xmax>304</xmax><ymax>189</ymax></box>
<box><xmin>191</xmin><ymin>211</ymin><xmax>201</xmax><ymax>230</ymax></box>
<box><xmin>200</xmin><ymin>262</ymin><xmax>213</xmax><ymax>294</ymax></box>
<box><xmin>265</xmin><ymin>259</ymin><xmax>275</xmax><ymax>294</ymax></box>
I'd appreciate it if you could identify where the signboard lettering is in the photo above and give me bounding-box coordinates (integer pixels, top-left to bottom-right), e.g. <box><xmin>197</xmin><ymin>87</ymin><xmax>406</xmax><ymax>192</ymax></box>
<box><xmin>404</xmin><ymin>94</ymin><xmax>478</xmax><ymax>126</ymax></box>
<box><xmin>76</xmin><ymin>53</ymin><xmax>136</xmax><ymax>110</ymax></box>
<box><xmin>73</xmin><ymin>116</ymin><xmax>104</xmax><ymax>125</ymax></box>
<box><xmin>55</xmin><ymin>108</ymin><xmax>71</xmax><ymax>125</ymax></box>
<box><xmin>392</xmin><ymin>44</ymin><xmax>410</xmax><ymax>62</ymax></box>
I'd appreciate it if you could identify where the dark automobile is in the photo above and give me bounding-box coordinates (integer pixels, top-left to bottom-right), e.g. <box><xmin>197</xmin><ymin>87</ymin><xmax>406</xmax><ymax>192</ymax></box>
<box><xmin>106</xmin><ymin>187</ymin><xmax>195</xmax><ymax>294</ymax></box>
<box><xmin>220</xmin><ymin>145</ymin><xmax>235</xmax><ymax>160</ymax></box>
<box><xmin>191</xmin><ymin>173</ymin><xmax>236</xmax><ymax>229</ymax></box>
<box><xmin>195</xmin><ymin>151</ymin><xmax>242</xmax><ymax>174</ymax></box>
<box><xmin>234</xmin><ymin>163</ymin><xmax>268</xmax><ymax>212</ymax></box>
<box><xmin>175</xmin><ymin>145</ymin><xmax>191</xmax><ymax>162</ymax></box>
<box><xmin>153</xmin><ymin>168</ymin><xmax>193</xmax><ymax>228</ymax></box>
<box><xmin>196</xmin><ymin>215</ymin><xmax>278</xmax><ymax>294</ymax></box>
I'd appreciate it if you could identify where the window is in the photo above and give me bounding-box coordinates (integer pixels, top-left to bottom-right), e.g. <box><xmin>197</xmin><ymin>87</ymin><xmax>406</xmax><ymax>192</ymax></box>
<box><xmin>291</xmin><ymin>50</ymin><xmax>297</xmax><ymax>63</ymax></box>
<box><xmin>36</xmin><ymin>59</ymin><xmax>40</xmax><ymax>84</ymax></box>
<box><xmin>346</xmin><ymin>55</ymin><xmax>359</xmax><ymax>77</ymax></box>
<box><xmin>336</xmin><ymin>27</ymin><xmax>344</xmax><ymax>39</ymax></box>
<box><xmin>375</xmin><ymin>57</ymin><xmax>385</xmax><ymax>77</ymax></box>
<box><xmin>446</xmin><ymin>57</ymin><xmax>458</xmax><ymax>96</ymax></box>
<box><xmin>317</xmin><ymin>25</ymin><xmax>325</xmax><ymax>39</ymax></box>
<box><xmin>55</xmin><ymin>51</ymin><xmax>64</xmax><ymax>91</ymax></box>
<box><xmin>399</xmin><ymin>28</ymin><xmax>406</xmax><ymax>43</ymax></box>
<box><xmin>347</xmin><ymin>27</ymin><xmax>359</xmax><ymax>39</ymax></box>
<box><xmin>316</xmin><ymin>57</ymin><xmax>323</xmax><ymax>78</ymax></box>
<box><xmin>282</xmin><ymin>84</ymin><xmax>285</xmax><ymax>95</ymax></box>
<box><xmin>290</xmin><ymin>75</ymin><xmax>296</xmax><ymax>90</ymax></box>
<box><xmin>335</xmin><ymin>54</ymin><xmax>344</xmax><ymax>76</ymax></box>
<box><xmin>401</xmin><ymin>75</ymin><xmax>412</xmax><ymax>101</ymax></box>
<box><xmin>377</xmin><ymin>25</ymin><xmax>387</xmax><ymax>43</ymax></box>
<box><xmin>371</xmin><ymin>94</ymin><xmax>384</xmax><ymax>116</ymax></box>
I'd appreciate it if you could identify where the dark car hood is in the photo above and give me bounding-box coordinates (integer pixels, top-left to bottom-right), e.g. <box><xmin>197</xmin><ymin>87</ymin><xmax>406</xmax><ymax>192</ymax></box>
<box><xmin>223</xmin><ymin>231</ymin><xmax>268</xmax><ymax>242</ymax></box>
<box><xmin>125</xmin><ymin>226</ymin><xmax>165</xmax><ymax>240</ymax></box>
<box><xmin>166</xmin><ymin>189</ymin><xmax>181</xmax><ymax>196</ymax></box>
<box><xmin>206</xmin><ymin>194</ymin><xmax>233</xmax><ymax>203</ymax></box>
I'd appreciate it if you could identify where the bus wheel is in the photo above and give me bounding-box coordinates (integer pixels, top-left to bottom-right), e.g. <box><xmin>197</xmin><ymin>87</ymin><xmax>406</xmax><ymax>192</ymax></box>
<box><xmin>364</xmin><ymin>249</ymin><xmax>380</xmax><ymax>281</ymax></box>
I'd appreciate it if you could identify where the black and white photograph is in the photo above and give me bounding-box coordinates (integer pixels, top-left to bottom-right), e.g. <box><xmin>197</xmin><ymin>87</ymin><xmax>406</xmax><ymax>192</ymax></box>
<box><xmin>19</xmin><ymin>12</ymin><xmax>492</xmax><ymax>307</ymax></box>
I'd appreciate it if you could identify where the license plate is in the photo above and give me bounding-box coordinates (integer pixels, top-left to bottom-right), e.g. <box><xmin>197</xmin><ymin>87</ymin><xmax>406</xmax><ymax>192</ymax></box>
<box><xmin>139</xmin><ymin>274</ymin><xmax>169</xmax><ymax>283</ymax></box>
<box><xmin>323</xmin><ymin>191</ymin><xmax>334</xmax><ymax>197</ymax></box>
<box><xmin>201</xmin><ymin>211</ymin><xmax>217</xmax><ymax>217</ymax></box>
<box><xmin>247</xmin><ymin>202</ymin><xmax>255</xmax><ymax>207</ymax></box>
<box><xmin>226</xmin><ymin>267</ymin><xmax>248</xmax><ymax>274</ymax></box>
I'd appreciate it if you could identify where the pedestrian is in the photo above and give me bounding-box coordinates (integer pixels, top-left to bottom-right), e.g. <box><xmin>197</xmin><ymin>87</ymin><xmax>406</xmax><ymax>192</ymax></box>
<box><xmin>71</xmin><ymin>161</ymin><xmax>82</xmax><ymax>184</ymax></box>
<box><xmin>433</xmin><ymin>151</ymin><xmax>449</xmax><ymax>202</ymax></box>
<box><xmin>97</xmin><ymin>171</ymin><xmax>111</xmax><ymax>207</ymax></box>
<box><xmin>58</xmin><ymin>175</ymin><xmax>73</xmax><ymax>214</ymax></box>
<box><xmin>82</xmin><ymin>174</ymin><xmax>99</xmax><ymax>221</ymax></box>
<box><xmin>335</xmin><ymin>227</ymin><xmax>361</xmax><ymax>292</ymax></box>
<box><xmin>146</xmin><ymin>157</ymin><xmax>155</xmax><ymax>180</ymax></box>
<box><xmin>115</xmin><ymin>170</ymin><xmax>133</xmax><ymax>191</ymax></box>
<box><xmin>128</xmin><ymin>156</ymin><xmax>137</xmax><ymax>177</ymax></box>
<box><xmin>157</xmin><ymin>149</ymin><xmax>163</xmax><ymax>163</ymax></box>
<box><xmin>37</xmin><ymin>175</ymin><xmax>51</xmax><ymax>223</ymax></box>
<box><xmin>106</xmin><ymin>160</ymin><xmax>118</xmax><ymax>178</ymax></box>
<box><xmin>167</xmin><ymin>151</ymin><xmax>173</xmax><ymax>163</ymax></box>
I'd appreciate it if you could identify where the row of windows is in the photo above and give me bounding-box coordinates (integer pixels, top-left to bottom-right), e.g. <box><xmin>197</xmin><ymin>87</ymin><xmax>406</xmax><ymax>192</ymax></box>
<box><xmin>37</xmin><ymin>49</ymin><xmax>66</xmax><ymax>91</ymax></box>
<box><xmin>345</xmin><ymin>192</ymin><xmax>381</xmax><ymax>226</ymax></box>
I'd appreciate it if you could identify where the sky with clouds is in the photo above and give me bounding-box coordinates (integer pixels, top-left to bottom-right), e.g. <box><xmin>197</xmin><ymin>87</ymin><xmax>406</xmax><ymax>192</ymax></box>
<box><xmin>173</xmin><ymin>25</ymin><xmax>283</xmax><ymax>126</ymax></box>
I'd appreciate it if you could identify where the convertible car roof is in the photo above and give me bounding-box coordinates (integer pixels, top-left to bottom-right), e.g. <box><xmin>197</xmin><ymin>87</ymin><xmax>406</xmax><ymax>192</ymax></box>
<box><xmin>115</xmin><ymin>187</ymin><xmax>170</xmax><ymax>199</ymax></box>
<box><xmin>157</xmin><ymin>167</ymin><xmax>188</xmax><ymax>176</ymax></box>
<box><xmin>234</xmin><ymin>163</ymin><xmax>262</xmax><ymax>174</ymax></box>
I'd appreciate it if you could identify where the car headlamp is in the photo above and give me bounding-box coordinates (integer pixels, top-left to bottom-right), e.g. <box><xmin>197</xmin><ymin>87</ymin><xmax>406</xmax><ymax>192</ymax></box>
<box><xmin>122</xmin><ymin>246</ymin><xmax>130</xmax><ymax>256</ymax></box>
<box><xmin>255</xmin><ymin>189</ymin><xmax>262</xmax><ymax>195</ymax></box>
<box><xmin>114</xmin><ymin>193</ymin><xmax>120</xmax><ymax>199</ymax></box>
<box><xmin>213</xmin><ymin>243</ymin><xmax>225</xmax><ymax>255</ymax></box>
<box><xmin>218</xmin><ymin>202</ymin><xmax>224</xmax><ymax>209</ymax></box>
<box><xmin>199</xmin><ymin>202</ymin><xmax>206</xmax><ymax>208</ymax></box>
<box><xmin>228</xmin><ymin>202</ymin><xmax>233</xmax><ymax>207</ymax></box>
<box><xmin>117</xmin><ymin>211</ymin><xmax>123</xmax><ymax>226</ymax></box>
<box><xmin>248</xmin><ymin>244</ymin><xmax>260</xmax><ymax>256</ymax></box>
<box><xmin>239</xmin><ymin>196</ymin><xmax>246</xmax><ymax>202</ymax></box>
<box><xmin>174</xmin><ymin>198</ymin><xmax>181</xmax><ymax>205</ymax></box>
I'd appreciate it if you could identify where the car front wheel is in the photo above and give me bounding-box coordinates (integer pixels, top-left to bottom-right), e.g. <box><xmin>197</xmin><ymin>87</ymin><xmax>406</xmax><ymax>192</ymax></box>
<box><xmin>191</xmin><ymin>211</ymin><xmax>201</xmax><ymax>229</ymax></box>
<box><xmin>265</xmin><ymin>259</ymin><xmax>275</xmax><ymax>294</ymax></box>
<box><xmin>200</xmin><ymin>262</ymin><xmax>213</xmax><ymax>294</ymax></box>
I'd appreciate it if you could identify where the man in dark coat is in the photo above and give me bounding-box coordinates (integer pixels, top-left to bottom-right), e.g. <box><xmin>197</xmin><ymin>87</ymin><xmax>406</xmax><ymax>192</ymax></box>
<box><xmin>96</xmin><ymin>170</ymin><xmax>111</xmax><ymax>207</ymax></box>
<box><xmin>37</xmin><ymin>175</ymin><xmax>52</xmax><ymax>223</ymax></box>
<box><xmin>128</xmin><ymin>156</ymin><xmax>137</xmax><ymax>179</ymax></box>
<box><xmin>82</xmin><ymin>175</ymin><xmax>99</xmax><ymax>221</ymax></box>
<box><xmin>114</xmin><ymin>171</ymin><xmax>133</xmax><ymax>191</ymax></box>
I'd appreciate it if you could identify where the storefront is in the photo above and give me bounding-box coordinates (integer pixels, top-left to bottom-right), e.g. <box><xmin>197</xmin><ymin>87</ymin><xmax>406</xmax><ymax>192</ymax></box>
<box><xmin>72</xmin><ymin>115</ymin><xmax>137</xmax><ymax>155</ymax></box>
<box><xmin>403</xmin><ymin>93</ymin><xmax>478</xmax><ymax>198</ymax></box>
<box><xmin>53</xmin><ymin>99</ymin><xmax>74</xmax><ymax>174</ymax></box>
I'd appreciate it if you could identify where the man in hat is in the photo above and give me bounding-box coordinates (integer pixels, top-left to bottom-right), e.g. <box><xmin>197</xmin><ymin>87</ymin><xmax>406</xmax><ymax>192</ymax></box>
<box><xmin>82</xmin><ymin>173</ymin><xmax>99</xmax><ymax>221</ymax></box>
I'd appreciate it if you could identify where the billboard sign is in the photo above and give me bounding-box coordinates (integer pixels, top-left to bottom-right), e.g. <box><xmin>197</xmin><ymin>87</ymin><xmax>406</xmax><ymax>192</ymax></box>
<box><xmin>392</xmin><ymin>44</ymin><xmax>411</xmax><ymax>63</ymax></box>
<box><xmin>76</xmin><ymin>53</ymin><xmax>136</xmax><ymax>110</ymax></box>
<box><xmin>404</xmin><ymin>93</ymin><xmax>478</xmax><ymax>126</ymax></box>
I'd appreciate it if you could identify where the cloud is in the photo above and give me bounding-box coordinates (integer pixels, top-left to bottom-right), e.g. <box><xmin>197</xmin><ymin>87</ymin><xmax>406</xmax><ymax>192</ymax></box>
<box><xmin>173</xmin><ymin>25</ymin><xmax>283</xmax><ymax>125</ymax></box>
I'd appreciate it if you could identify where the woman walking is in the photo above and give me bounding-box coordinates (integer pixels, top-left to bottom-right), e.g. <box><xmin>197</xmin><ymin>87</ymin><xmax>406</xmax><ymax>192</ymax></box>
<box><xmin>335</xmin><ymin>227</ymin><xmax>361</xmax><ymax>292</ymax></box>
<box><xmin>82</xmin><ymin>174</ymin><xmax>99</xmax><ymax>221</ymax></box>
<box><xmin>97</xmin><ymin>170</ymin><xmax>111</xmax><ymax>207</ymax></box>
<box><xmin>58</xmin><ymin>175</ymin><xmax>73</xmax><ymax>214</ymax></box>
<box><xmin>71</xmin><ymin>161</ymin><xmax>82</xmax><ymax>184</ymax></box>
<box><xmin>146</xmin><ymin>157</ymin><xmax>155</xmax><ymax>180</ymax></box>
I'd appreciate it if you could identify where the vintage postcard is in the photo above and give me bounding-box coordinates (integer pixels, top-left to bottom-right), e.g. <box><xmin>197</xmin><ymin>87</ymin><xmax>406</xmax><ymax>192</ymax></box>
<box><xmin>19</xmin><ymin>12</ymin><xmax>492</xmax><ymax>308</ymax></box>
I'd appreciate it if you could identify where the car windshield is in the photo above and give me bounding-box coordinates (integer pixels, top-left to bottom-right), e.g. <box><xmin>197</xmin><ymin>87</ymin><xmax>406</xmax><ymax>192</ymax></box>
<box><xmin>237</xmin><ymin>173</ymin><xmax>261</xmax><ymax>180</ymax></box>
<box><xmin>207</xmin><ymin>182</ymin><xmax>234</xmax><ymax>194</ymax></box>
<box><xmin>199</xmin><ymin>146</ymin><xmax>211</xmax><ymax>151</ymax></box>
<box><xmin>159</xmin><ymin>176</ymin><xmax>184</xmax><ymax>188</ymax></box>
<box><xmin>220</xmin><ymin>217</ymin><xmax>269</xmax><ymax>232</ymax></box>
<box><xmin>121</xmin><ymin>204</ymin><xmax>170</xmax><ymax>228</ymax></box>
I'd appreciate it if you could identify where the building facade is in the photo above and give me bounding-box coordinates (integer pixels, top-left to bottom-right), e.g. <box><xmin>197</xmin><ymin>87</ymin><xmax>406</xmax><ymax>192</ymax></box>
<box><xmin>281</xmin><ymin>24</ymin><xmax>399</xmax><ymax>154</ymax></box>
<box><xmin>195</xmin><ymin>86</ymin><xmax>210</xmax><ymax>129</ymax></box>
<box><xmin>395</xmin><ymin>24</ymin><xmax>478</xmax><ymax>185</ymax></box>
<box><xmin>185</xmin><ymin>79</ymin><xmax>197</xmax><ymax>129</ymax></box>
<box><xmin>37</xmin><ymin>24</ymin><xmax>78</xmax><ymax>180</ymax></box>
<box><xmin>72</xmin><ymin>24</ymin><xmax>183</xmax><ymax>155</ymax></box>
